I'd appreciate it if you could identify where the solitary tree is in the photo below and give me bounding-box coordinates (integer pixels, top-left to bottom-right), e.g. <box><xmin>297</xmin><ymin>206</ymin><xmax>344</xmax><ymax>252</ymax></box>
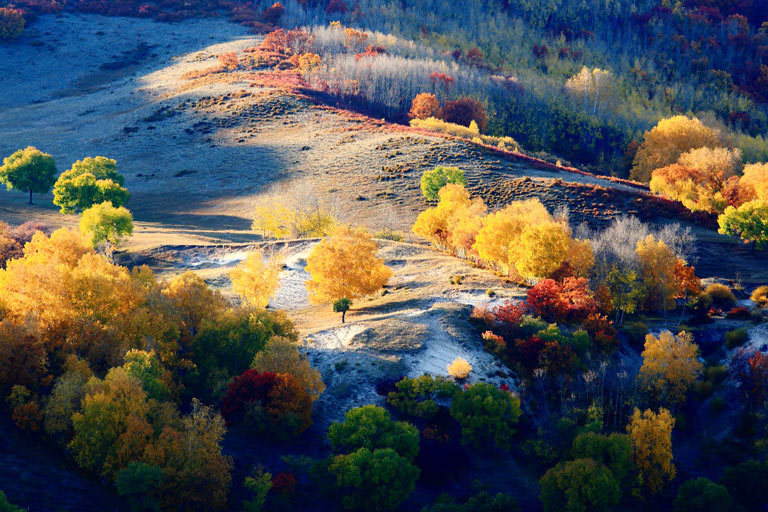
<box><xmin>420</xmin><ymin>166</ymin><xmax>467</xmax><ymax>201</ymax></box>
<box><xmin>305</xmin><ymin>225</ymin><xmax>392</xmax><ymax>308</ymax></box>
<box><xmin>53</xmin><ymin>156</ymin><xmax>128</xmax><ymax>213</ymax></box>
<box><xmin>79</xmin><ymin>201</ymin><xmax>134</xmax><ymax>259</ymax></box>
<box><xmin>0</xmin><ymin>147</ymin><xmax>57</xmax><ymax>204</ymax></box>
<box><xmin>408</xmin><ymin>93</ymin><xmax>441</xmax><ymax>120</ymax></box>
<box><xmin>333</xmin><ymin>297</ymin><xmax>352</xmax><ymax>323</ymax></box>
<box><xmin>639</xmin><ymin>330</ymin><xmax>702</xmax><ymax>408</ymax></box>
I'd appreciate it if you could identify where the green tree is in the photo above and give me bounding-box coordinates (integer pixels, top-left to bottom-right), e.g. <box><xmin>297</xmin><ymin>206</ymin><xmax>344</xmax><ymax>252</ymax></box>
<box><xmin>333</xmin><ymin>297</ymin><xmax>352</xmax><ymax>323</ymax></box>
<box><xmin>0</xmin><ymin>146</ymin><xmax>57</xmax><ymax>204</ymax></box>
<box><xmin>539</xmin><ymin>458</ymin><xmax>620</xmax><ymax>512</ymax></box>
<box><xmin>0</xmin><ymin>490</ymin><xmax>23</xmax><ymax>512</ymax></box>
<box><xmin>53</xmin><ymin>156</ymin><xmax>128</xmax><ymax>213</ymax></box>
<box><xmin>449</xmin><ymin>383</ymin><xmax>521</xmax><ymax>450</ymax></box>
<box><xmin>718</xmin><ymin>199</ymin><xmax>768</xmax><ymax>249</ymax></box>
<box><xmin>570</xmin><ymin>432</ymin><xmax>633</xmax><ymax>491</ymax></box>
<box><xmin>673</xmin><ymin>478</ymin><xmax>732</xmax><ymax>512</ymax></box>
<box><xmin>328</xmin><ymin>405</ymin><xmax>419</xmax><ymax>460</ymax></box>
<box><xmin>421</xmin><ymin>166</ymin><xmax>467</xmax><ymax>201</ymax></box>
<box><xmin>329</xmin><ymin>447</ymin><xmax>420</xmax><ymax>511</ymax></box>
<box><xmin>116</xmin><ymin>462</ymin><xmax>165</xmax><ymax>512</ymax></box>
<box><xmin>387</xmin><ymin>374</ymin><xmax>459</xmax><ymax>420</ymax></box>
<box><xmin>122</xmin><ymin>350</ymin><xmax>169</xmax><ymax>401</ymax></box>
<box><xmin>79</xmin><ymin>201</ymin><xmax>134</xmax><ymax>256</ymax></box>
<box><xmin>720</xmin><ymin>459</ymin><xmax>768</xmax><ymax>511</ymax></box>
<box><xmin>243</xmin><ymin>466</ymin><xmax>272</xmax><ymax>512</ymax></box>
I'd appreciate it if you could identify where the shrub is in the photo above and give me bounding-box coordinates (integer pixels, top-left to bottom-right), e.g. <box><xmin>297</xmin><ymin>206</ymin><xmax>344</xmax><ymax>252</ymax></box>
<box><xmin>704</xmin><ymin>283</ymin><xmax>736</xmax><ymax>307</ymax></box>
<box><xmin>751</xmin><ymin>285</ymin><xmax>768</xmax><ymax>308</ymax></box>
<box><xmin>725</xmin><ymin>328</ymin><xmax>749</xmax><ymax>350</ymax></box>
<box><xmin>447</xmin><ymin>357</ymin><xmax>472</xmax><ymax>379</ymax></box>
<box><xmin>442</xmin><ymin>97</ymin><xmax>487</xmax><ymax>133</ymax></box>
<box><xmin>0</xmin><ymin>7</ymin><xmax>24</xmax><ymax>42</ymax></box>
<box><xmin>450</xmin><ymin>383</ymin><xmax>521</xmax><ymax>449</ymax></box>
<box><xmin>673</xmin><ymin>477</ymin><xmax>732</xmax><ymax>512</ymax></box>
<box><xmin>386</xmin><ymin>375</ymin><xmax>459</xmax><ymax>419</ymax></box>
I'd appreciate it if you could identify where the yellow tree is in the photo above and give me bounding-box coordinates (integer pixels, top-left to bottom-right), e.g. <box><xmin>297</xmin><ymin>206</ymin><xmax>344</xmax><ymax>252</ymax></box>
<box><xmin>639</xmin><ymin>331</ymin><xmax>702</xmax><ymax>407</ymax></box>
<box><xmin>627</xmin><ymin>408</ymin><xmax>675</xmax><ymax>494</ymax></box>
<box><xmin>631</xmin><ymin>116</ymin><xmax>721</xmax><ymax>182</ymax></box>
<box><xmin>635</xmin><ymin>235</ymin><xmax>679</xmax><ymax>311</ymax></box>
<box><xmin>230</xmin><ymin>249</ymin><xmax>281</xmax><ymax>308</ymax></box>
<box><xmin>472</xmin><ymin>198</ymin><xmax>551</xmax><ymax>272</ymax></box>
<box><xmin>738</xmin><ymin>163</ymin><xmax>768</xmax><ymax>201</ymax></box>
<box><xmin>650</xmin><ymin>164</ymin><xmax>726</xmax><ymax>213</ymax></box>
<box><xmin>677</xmin><ymin>146</ymin><xmax>741</xmax><ymax>181</ymax></box>
<box><xmin>510</xmin><ymin>221</ymin><xmax>570</xmax><ymax>279</ymax></box>
<box><xmin>305</xmin><ymin>225</ymin><xmax>392</xmax><ymax>306</ymax></box>
<box><xmin>566</xmin><ymin>238</ymin><xmax>595</xmax><ymax>277</ymax></box>
<box><xmin>412</xmin><ymin>184</ymin><xmax>480</xmax><ymax>250</ymax></box>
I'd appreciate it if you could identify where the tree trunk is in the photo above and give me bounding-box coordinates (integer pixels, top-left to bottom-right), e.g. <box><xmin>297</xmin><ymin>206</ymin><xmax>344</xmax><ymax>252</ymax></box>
<box><xmin>341</xmin><ymin>310</ymin><xmax>346</xmax><ymax>324</ymax></box>
<box><xmin>29</xmin><ymin>189</ymin><xmax>33</xmax><ymax>205</ymax></box>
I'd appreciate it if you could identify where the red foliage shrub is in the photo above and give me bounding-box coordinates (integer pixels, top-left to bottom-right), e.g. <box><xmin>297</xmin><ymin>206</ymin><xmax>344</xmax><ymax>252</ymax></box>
<box><xmin>726</xmin><ymin>306</ymin><xmax>751</xmax><ymax>319</ymax></box>
<box><xmin>539</xmin><ymin>341</ymin><xmax>575</xmax><ymax>375</ymax></box>
<box><xmin>470</xmin><ymin>303</ymin><xmax>496</xmax><ymax>328</ymax></box>
<box><xmin>430</xmin><ymin>72</ymin><xmax>455</xmax><ymax>87</ymax></box>
<box><xmin>493</xmin><ymin>300</ymin><xmax>527</xmax><ymax>325</ymax></box>
<box><xmin>582</xmin><ymin>313</ymin><xmax>618</xmax><ymax>352</ymax></box>
<box><xmin>442</xmin><ymin>97</ymin><xmax>487</xmax><ymax>132</ymax></box>
<box><xmin>515</xmin><ymin>336</ymin><xmax>545</xmax><ymax>368</ymax></box>
<box><xmin>271</xmin><ymin>472</ymin><xmax>297</xmax><ymax>495</ymax></box>
<box><xmin>221</xmin><ymin>369</ymin><xmax>313</xmax><ymax>438</ymax></box>
<box><xmin>527</xmin><ymin>278</ymin><xmax>599</xmax><ymax>325</ymax></box>
<box><xmin>355</xmin><ymin>45</ymin><xmax>386</xmax><ymax>61</ymax></box>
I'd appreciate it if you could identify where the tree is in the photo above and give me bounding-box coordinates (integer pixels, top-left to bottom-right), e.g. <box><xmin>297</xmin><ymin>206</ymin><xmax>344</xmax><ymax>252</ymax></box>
<box><xmin>251</xmin><ymin>193</ymin><xmax>336</xmax><ymax>239</ymax></box>
<box><xmin>386</xmin><ymin>375</ymin><xmax>459</xmax><ymax>420</ymax></box>
<box><xmin>53</xmin><ymin>156</ymin><xmax>128</xmax><ymax>213</ymax></box>
<box><xmin>472</xmin><ymin>199</ymin><xmax>551</xmax><ymax>272</ymax></box>
<box><xmin>677</xmin><ymin>146</ymin><xmax>741</xmax><ymax>181</ymax></box>
<box><xmin>230</xmin><ymin>249</ymin><xmax>281</xmax><ymax>308</ymax></box>
<box><xmin>650</xmin><ymin>164</ymin><xmax>726</xmax><ymax>213</ymax></box>
<box><xmin>635</xmin><ymin>235</ymin><xmax>679</xmax><ymax>311</ymax></box>
<box><xmin>220</xmin><ymin>370</ymin><xmax>313</xmax><ymax>438</ymax></box>
<box><xmin>605</xmin><ymin>267</ymin><xmax>644</xmax><ymax>324</ymax></box>
<box><xmin>251</xmin><ymin>336</ymin><xmax>325</xmax><ymax>400</ymax></box>
<box><xmin>564</xmin><ymin>67</ymin><xmax>619</xmax><ymax>116</ymax></box>
<box><xmin>673</xmin><ymin>478</ymin><xmax>732</xmax><ymax>512</ymax></box>
<box><xmin>328</xmin><ymin>405</ymin><xmax>419</xmax><ymax>460</ymax></box>
<box><xmin>333</xmin><ymin>297</ymin><xmax>352</xmax><ymax>323</ymax></box>
<box><xmin>627</xmin><ymin>408</ymin><xmax>675</xmax><ymax>493</ymax></box>
<box><xmin>442</xmin><ymin>97</ymin><xmax>487</xmax><ymax>132</ymax></box>
<box><xmin>0</xmin><ymin>490</ymin><xmax>23</xmax><ymax>512</ymax></box>
<box><xmin>511</xmin><ymin>221</ymin><xmax>571</xmax><ymax>279</ymax></box>
<box><xmin>116</xmin><ymin>462</ymin><xmax>165</xmax><ymax>512</ymax></box>
<box><xmin>305</xmin><ymin>225</ymin><xmax>392</xmax><ymax>305</ymax></box>
<box><xmin>79</xmin><ymin>201</ymin><xmax>134</xmax><ymax>256</ymax></box>
<box><xmin>539</xmin><ymin>458</ymin><xmax>620</xmax><ymax>512</ymax></box>
<box><xmin>0</xmin><ymin>7</ymin><xmax>25</xmax><ymax>42</ymax></box>
<box><xmin>0</xmin><ymin>147</ymin><xmax>57</xmax><ymax>204</ymax></box>
<box><xmin>420</xmin><ymin>166</ymin><xmax>467</xmax><ymax>201</ymax></box>
<box><xmin>718</xmin><ymin>199</ymin><xmax>768</xmax><ymax>248</ymax></box>
<box><xmin>639</xmin><ymin>331</ymin><xmax>702</xmax><ymax>407</ymax></box>
<box><xmin>631</xmin><ymin>116</ymin><xmax>721</xmax><ymax>183</ymax></box>
<box><xmin>409</xmin><ymin>92</ymin><xmax>441</xmax><ymax>120</ymax></box>
<box><xmin>243</xmin><ymin>466</ymin><xmax>272</xmax><ymax>512</ymax></box>
<box><xmin>570</xmin><ymin>433</ymin><xmax>633</xmax><ymax>491</ymax></box>
<box><xmin>737</xmin><ymin>163</ymin><xmax>768</xmax><ymax>201</ymax></box>
<box><xmin>43</xmin><ymin>356</ymin><xmax>92</xmax><ymax>439</ymax></box>
<box><xmin>413</xmin><ymin>184</ymin><xmax>484</xmax><ymax>250</ymax></box>
<box><xmin>328</xmin><ymin>447</ymin><xmax>420</xmax><ymax>511</ymax></box>
<box><xmin>450</xmin><ymin>383</ymin><xmax>521</xmax><ymax>450</ymax></box>
<box><xmin>720</xmin><ymin>459</ymin><xmax>768</xmax><ymax>511</ymax></box>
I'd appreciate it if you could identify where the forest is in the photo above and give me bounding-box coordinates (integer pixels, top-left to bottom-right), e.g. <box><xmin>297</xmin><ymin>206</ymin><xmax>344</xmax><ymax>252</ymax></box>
<box><xmin>1</xmin><ymin>0</ymin><xmax>768</xmax><ymax>511</ymax></box>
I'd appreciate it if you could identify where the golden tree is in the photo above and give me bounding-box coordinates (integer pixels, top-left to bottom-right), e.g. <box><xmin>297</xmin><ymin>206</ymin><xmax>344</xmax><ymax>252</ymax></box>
<box><xmin>627</xmin><ymin>408</ymin><xmax>675</xmax><ymax>494</ymax></box>
<box><xmin>472</xmin><ymin>198</ymin><xmax>551</xmax><ymax>272</ymax></box>
<box><xmin>566</xmin><ymin>238</ymin><xmax>595</xmax><ymax>277</ymax></box>
<box><xmin>230</xmin><ymin>249</ymin><xmax>281</xmax><ymax>308</ymax></box>
<box><xmin>510</xmin><ymin>221</ymin><xmax>570</xmax><ymax>279</ymax></box>
<box><xmin>677</xmin><ymin>146</ymin><xmax>741</xmax><ymax>180</ymax></box>
<box><xmin>631</xmin><ymin>116</ymin><xmax>721</xmax><ymax>183</ymax></box>
<box><xmin>412</xmin><ymin>184</ymin><xmax>480</xmax><ymax>250</ymax></box>
<box><xmin>649</xmin><ymin>164</ymin><xmax>726</xmax><ymax>213</ymax></box>
<box><xmin>738</xmin><ymin>163</ymin><xmax>768</xmax><ymax>201</ymax></box>
<box><xmin>635</xmin><ymin>235</ymin><xmax>679</xmax><ymax>311</ymax></box>
<box><xmin>639</xmin><ymin>331</ymin><xmax>702</xmax><ymax>407</ymax></box>
<box><xmin>408</xmin><ymin>93</ymin><xmax>442</xmax><ymax>120</ymax></box>
<box><xmin>305</xmin><ymin>225</ymin><xmax>392</xmax><ymax>305</ymax></box>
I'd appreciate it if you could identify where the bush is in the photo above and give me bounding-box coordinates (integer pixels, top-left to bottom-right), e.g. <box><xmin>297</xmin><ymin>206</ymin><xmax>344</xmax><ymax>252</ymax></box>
<box><xmin>450</xmin><ymin>383</ymin><xmax>521</xmax><ymax>450</ymax></box>
<box><xmin>704</xmin><ymin>284</ymin><xmax>736</xmax><ymax>307</ymax></box>
<box><xmin>751</xmin><ymin>285</ymin><xmax>768</xmax><ymax>308</ymax></box>
<box><xmin>447</xmin><ymin>357</ymin><xmax>472</xmax><ymax>379</ymax></box>
<box><xmin>724</xmin><ymin>328</ymin><xmax>749</xmax><ymax>350</ymax></box>
<box><xmin>0</xmin><ymin>8</ymin><xmax>24</xmax><ymax>42</ymax></box>
<box><xmin>442</xmin><ymin>97</ymin><xmax>487</xmax><ymax>133</ymax></box>
<box><xmin>673</xmin><ymin>477</ymin><xmax>732</xmax><ymax>512</ymax></box>
<box><xmin>408</xmin><ymin>93</ymin><xmax>441</xmax><ymax>120</ymax></box>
